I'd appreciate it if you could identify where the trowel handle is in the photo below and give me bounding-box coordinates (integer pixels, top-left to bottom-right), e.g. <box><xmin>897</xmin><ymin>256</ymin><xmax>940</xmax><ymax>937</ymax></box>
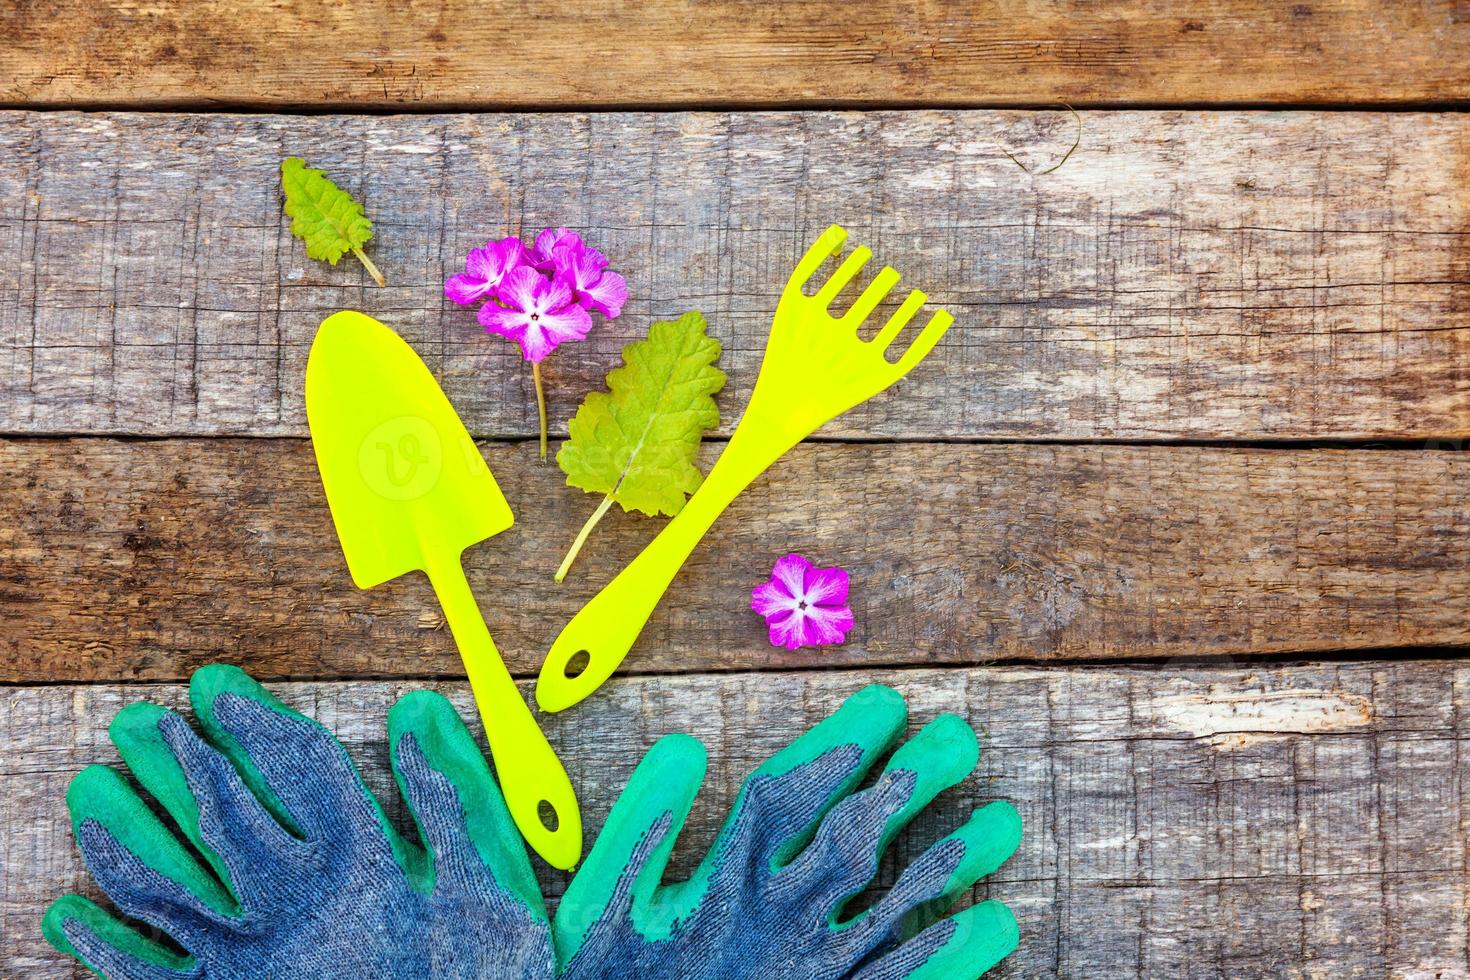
<box><xmin>427</xmin><ymin>551</ymin><xmax>582</xmax><ymax>870</ymax></box>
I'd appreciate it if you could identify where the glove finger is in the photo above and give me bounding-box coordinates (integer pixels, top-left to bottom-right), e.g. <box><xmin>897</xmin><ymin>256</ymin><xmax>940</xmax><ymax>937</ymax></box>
<box><xmin>389</xmin><ymin>689</ymin><xmax>544</xmax><ymax>917</ymax></box>
<box><xmin>744</xmin><ymin>684</ymin><xmax>908</xmax><ymax>867</ymax></box>
<box><xmin>189</xmin><ymin>665</ymin><xmax>396</xmax><ymax>849</ymax></box>
<box><xmin>158</xmin><ymin>709</ymin><xmax>307</xmax><ymax>911</ymax></box>
<box><xmin>111</xmin><ymin>702</ymin><xmax>299</xmax><ymax>907</ymax></box>
<box><xmin>554</xmin><ymin>733</ymin><xmax>706</xmax><ymax>969</ymax></box>
<box><xmin>109</xmin><ymin>703</ymin><xmax>220</xmax><ymax>878</ymax></box>
<box><xmin>847</xmin><ymin>801</ymin><xmax>1022</xmax><ymax>955</ymax></box>
<box><xmin>67</xmin><ymin>765</ymin><xmax>234</xmax><ymax>938</ymax></box>
<box><xmin>853</xmin><ymin>900</ymin><xmax>1019</xmax><ymax>980</ymax></box>
<box><xmin>790</xmin><ymin>713</ymin><xmax>979</xmax><ymax>914</ymax></box>
<box><xmin>43</xmin><ymin>894</ymin><xmax>200</xmax><ymax>980</ymax></box>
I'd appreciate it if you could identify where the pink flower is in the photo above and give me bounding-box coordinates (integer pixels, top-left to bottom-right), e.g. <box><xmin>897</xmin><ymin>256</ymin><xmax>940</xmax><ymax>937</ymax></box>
<box><xmin>444</xmin><ymin>236</ymin><xmax>529</xmax><ymax>306</ymax></box>
<box><xmin>532</xmin><ymin>227</ymin><xmax>585</xmax><ymax>273</ymax></box>
<box><xmin>551</xmin><ymin>245</ymin><xmax>628</xmax><ymax>319</ymax></box>
<box><xmin>448</xmin><ymin>227</ymin><xmax>625</xmax><ymax>460</ymax></box>
<box><xmin>751</xmin><ymin>554</ymin><xmax>854</xmax><ymax>650</ymax></box>
<box><xmin>478</xmin><ymin>266</ymin><xmax>592</xmax><ymax>363</ymax></box>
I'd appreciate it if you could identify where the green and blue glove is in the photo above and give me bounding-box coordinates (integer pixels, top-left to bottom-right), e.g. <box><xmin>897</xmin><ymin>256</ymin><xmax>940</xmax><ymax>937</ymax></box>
<box><xmin>43</xmin><ymin>665</ymin><xmax>554</xmax><ymax>979</ymax></box>
<box><xmin>555</xmin><ymin>685</ymin><xmax>1022</xmax><ymax>979</ymax></box>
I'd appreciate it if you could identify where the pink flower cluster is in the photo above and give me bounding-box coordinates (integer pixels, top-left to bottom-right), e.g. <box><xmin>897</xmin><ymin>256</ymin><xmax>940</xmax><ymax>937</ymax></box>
<box><xmin>445</xmin><ymin>228</ymin><xmax>627</xmax><ymax>362</ymax></box>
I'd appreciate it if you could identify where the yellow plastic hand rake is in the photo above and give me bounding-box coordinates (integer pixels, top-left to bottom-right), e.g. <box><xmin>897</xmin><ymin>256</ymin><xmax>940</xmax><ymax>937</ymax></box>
<box><xmin>537</xmin><ymin>225</ymin><xmax>953</xmax><ymax>712</ymax></box>
<box><xmin>306</xmin><ymin>311</ymin><xmax>581</xmax><ymax>869</ymax></box>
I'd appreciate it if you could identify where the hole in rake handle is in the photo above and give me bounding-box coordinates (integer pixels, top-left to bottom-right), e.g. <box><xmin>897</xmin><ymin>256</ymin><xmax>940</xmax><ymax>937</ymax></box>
<box><xmin>537</xmin><ymin>799</ymin><xmax>559</xmax><ymax>832</ymax></box>
<box><xmin>564</xmin><ymin>650</ymin><xmax>591</xmax><ymax>679</ymax></box>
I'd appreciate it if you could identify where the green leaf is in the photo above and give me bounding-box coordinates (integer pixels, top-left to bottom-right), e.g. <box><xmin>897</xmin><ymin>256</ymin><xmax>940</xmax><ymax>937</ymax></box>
<box><xmin>280</xmin><ymin>157</ymin><xmax>385</xmax><ymax>286</ymax></box>
<box><xmin>553</xmin><ymin>312</ymin><xmax>725</xmax><ymax>581</ymax></box>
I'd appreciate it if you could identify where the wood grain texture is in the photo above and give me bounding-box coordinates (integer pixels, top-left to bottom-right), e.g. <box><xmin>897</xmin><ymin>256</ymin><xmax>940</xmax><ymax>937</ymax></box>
<box><xmin>3</xmin><ymin>110</ymin><xmax>1469</xmax><ymax>442</ymax></box>
<box><xmin>5</xmin><ymin>663</ymin><xmax>1467</xmax><ymax>978</ymax></box>
<box><xmin>2</xmin><ymin>1</ymin><xmax>1469</xmax><ymax>109</ymax></box>
<box><xmin>5</xmin><ymin>437</ymin><xmax>1467</xmax><ymax>683</ymax></box>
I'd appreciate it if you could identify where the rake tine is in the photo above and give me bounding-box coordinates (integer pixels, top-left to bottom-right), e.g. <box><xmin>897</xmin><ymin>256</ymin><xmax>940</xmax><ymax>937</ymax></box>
<box><xmin>895</xmin><ymin>310</ymin><xmax>954</xmax><ymax>374</ymax></box>
<box><xmin>787</xmin><ymin>225</ymin><xmax>848</xmax><ymax>294</ymax></box>
<box><xmin>874</xmin><ymin>289</ymin><xmax>927</xmax><ymax>350</ymax></box>
<box><xmin>841</xmin><ymin>266</ymin><xmax>901</xmax><ymax>325</ymax></box>
<box><xmin>814</xmin><ymin>246</ymin><xmax>873</xmax><ymax>306</ymax></box>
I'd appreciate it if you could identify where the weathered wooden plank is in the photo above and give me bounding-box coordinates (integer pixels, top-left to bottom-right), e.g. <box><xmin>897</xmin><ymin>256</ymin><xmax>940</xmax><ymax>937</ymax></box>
<box><xmin>2</xmin><ymin>1</ymin><xmax>1468</xmax><ymax>109</ymax></box>
<box><xmin>3</xmin><ymin>111</ymin><xmax>1468</xmax><ymax>442</ymax></box>
<box><xmin>5</xmin><ymin>437</ymin><xmax>1466</xmax><ymax>683</ymax></box>
<box><xmin>3</xmin><ymin>663</ymin><xmax>1465</xmax><ymax>977</ymax></box>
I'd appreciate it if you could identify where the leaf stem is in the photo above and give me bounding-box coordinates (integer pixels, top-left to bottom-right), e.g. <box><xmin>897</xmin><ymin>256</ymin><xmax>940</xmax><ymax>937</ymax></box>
<box><xmin>532</xmin><ymin>360</ymin><xmax>548</xmax><ymax>461</ymax></box>
<box><xmin>351</xmin><ymin>246</ymin><xmax>386</xmax><ymax>287</ymax></box>
<box><xmin>556</xmin><ymin>495</ymin><xmax>614</xmax><ymax>583</ymax></box>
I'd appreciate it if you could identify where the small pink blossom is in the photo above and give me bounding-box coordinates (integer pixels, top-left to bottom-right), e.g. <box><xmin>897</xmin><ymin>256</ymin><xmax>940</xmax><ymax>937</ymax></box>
<box><xmin>532</xmin><ymin>227</ymin><xmax>585</xmax><ymax>273</ymax></box>
<box><xmin>551</xmin><ymin>245</ymin><xmax>628</xmax><ymax>319</ymax></box>
<box><xmin>751</xmin><ymin>554</ymin><xmax>854</xmax><ymax>650</ymax></box>
<box><xmin>444</xmin><ymin>237</ymin><xmax>529</xmax><ymax>306</ymax></box>
<box><xmin>446</xmin><ymin>227</ymin><xmax>628</xmax><ymax>460</ymax></box>
<box><xmin>478</xmin><ymin>266</ymin><xmax>592</xmax><ymax>363</ymax></box>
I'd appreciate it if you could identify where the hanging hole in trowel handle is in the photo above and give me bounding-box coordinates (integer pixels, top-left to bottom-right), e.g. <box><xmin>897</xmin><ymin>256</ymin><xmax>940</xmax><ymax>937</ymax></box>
<box><xmin>564</xmin><ymin>650</ymin><xmax>591</xmax><ymax>679</ymax></box>
<box><xmin>537</xmin><ymin>799</ymin><xmax>559</xmax><ymax>832</ymax></box>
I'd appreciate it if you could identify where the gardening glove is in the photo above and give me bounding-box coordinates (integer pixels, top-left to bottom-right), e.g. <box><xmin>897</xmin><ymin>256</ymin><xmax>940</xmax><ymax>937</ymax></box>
<box><xmin>554</xmin><ymin>685</ymin><xmax>1022</xmax><ymax>980</ymax></box>
<box><xmin>43</xmin><ymin>665</ymin><xmax>555</xmax><ymax>980</ymax></box>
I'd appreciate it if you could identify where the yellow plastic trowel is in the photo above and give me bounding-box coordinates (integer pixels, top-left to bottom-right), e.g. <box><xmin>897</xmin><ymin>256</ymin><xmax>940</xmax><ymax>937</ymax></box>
<box><xmin>305</xmin><ymin>310</ymin><xmax>581</xmax><ymax>869</ymax></box>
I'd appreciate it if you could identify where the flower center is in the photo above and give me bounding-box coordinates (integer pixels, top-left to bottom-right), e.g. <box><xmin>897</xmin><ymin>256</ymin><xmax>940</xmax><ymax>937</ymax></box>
<box><xmin>797</xmin><ymin>599</ymin><xmax>809</xmax><ymax>611</ymax></box>
<box><xmin>530</xmin><ymin>312</ymin><xmax>540</xmax><ymax>321</ymax></box>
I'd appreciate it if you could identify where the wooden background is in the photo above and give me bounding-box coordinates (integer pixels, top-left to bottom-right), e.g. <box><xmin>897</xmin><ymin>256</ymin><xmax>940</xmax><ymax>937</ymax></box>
<box><xmin>3</xmin><ymin>4</ymin><xmax>1469</xmax><ymax>978</ymax></box>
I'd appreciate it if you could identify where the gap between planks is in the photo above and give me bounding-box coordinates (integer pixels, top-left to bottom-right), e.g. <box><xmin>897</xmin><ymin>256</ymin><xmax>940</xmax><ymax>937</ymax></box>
<box><xmin>2</xmin><ymin>644</ymin><xmax>1469</xmax><ymax>690</ymax></box>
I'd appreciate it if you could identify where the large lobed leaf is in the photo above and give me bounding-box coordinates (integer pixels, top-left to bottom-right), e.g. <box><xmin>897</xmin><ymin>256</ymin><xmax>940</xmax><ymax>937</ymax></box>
<box><xmin>558</xmin><ymin>312</ymin><xmax>725</xmax><ymax>516</ymax></box>
<box><xmin>280</xmin><ymin>157</ymin><xmax>373</xmax><ymax>265</ymax></box>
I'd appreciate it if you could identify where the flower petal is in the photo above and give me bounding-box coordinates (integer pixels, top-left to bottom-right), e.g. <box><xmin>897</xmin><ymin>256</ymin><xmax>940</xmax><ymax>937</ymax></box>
<box><xmin>751</xmin><ymin>580</ymin><xmax>800</xmax><ymax>618</ymax></box>
<box><xmin>517</xmin><ymin>328</ymin><xmax>557</xmax><ymax>363</ymax></box>
<box><xmin>540</xmin><ymin>303</ymin><xmax>593</xmax><ymax>342</ymax></box>
<box><xmin>769</xmin><ymin>554</ymin><xmax>813</xmax><ymax>599</ymax></box>
<box><xmin>477</xmin><ymin>303</ymin><xmax>530</xmax><ymax>345</ymax></box>
<box><xmin>482</xmin><ymin>236</ymin><xmax>530</xmax><ymax>281</ymax></box>
<box><xmin>497</xmin><ymin>266</ymin><xmax>545</xmax><ymax>313</ymax></box>
<box><xmin>582</xmin><ymin>268</ymin><xmax>628</xmax><ymax>318</ymax></box>
<box><xmin>445</xmin><ymin>272</ymin><xmax>493</xmax><ymax>306</ymax></box>
<box><xmin>462</xmin><ymin>243</ymin><xmax>496</xmax><ymax>280</ymax></box>
<box><xmin>579</xmin><ymin>245</ymin><xmax>610</xmax><ymax>270</ymax></box>
<box><xmin>551</xmin><ymin>248</ymin><xmax>595</xmax><ymax>291</ymax></box>
<box><xmin>553</xmin><ymin>243</ymin><xmax>608</xmax><ymax>282</ymax></box>
<box><xmin>803</xmin><ymin>565</ymin><xmax>849</xmax><ymax>607</ymax></box>
<box><xmin>533</xmin><ymin>227</ymin><xmax>584</xmax><ymax>270</ymax></box>
<box><xmin>766</xmin><ymin>609</ymin><xmax>808</xmax><ymax>651</ymax></box>
<box><xmin>540</xmin><ymin>272</ymin><xmax>578</xmax><ymax>315</ymax></box>
<box><xmin>796</xmin><ymin>603</ymin><xmax>854</xmax><ymax>647</ymax></box>
<box><xmin>521</xmin><ymin>303</ymin><xmax>592</xmax><ymax>362</ymax></box>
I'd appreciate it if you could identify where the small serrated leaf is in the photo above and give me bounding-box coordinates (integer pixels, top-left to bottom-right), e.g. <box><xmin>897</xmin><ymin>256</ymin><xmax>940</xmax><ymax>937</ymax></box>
<box><xmin>559</xmin><ymin>311</ymin><xmax>725</xmax><ymax>516</ymax></box>
<box><xmin>280</xmin><ymin>157</ymin><xmax>384</xmax><ymax>286</ymax></box>
<box><xmin>553</xmin><ymin>312</ymin><xmax>725</xmax><ymax>581</ymax></box>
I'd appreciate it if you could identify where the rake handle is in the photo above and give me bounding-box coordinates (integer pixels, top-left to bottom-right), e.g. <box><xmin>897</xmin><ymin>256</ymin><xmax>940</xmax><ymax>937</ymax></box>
<box><xmin>536</xmin><ymin>419</ymin><xmax>799</xmax><ymax>713</ymax></box>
